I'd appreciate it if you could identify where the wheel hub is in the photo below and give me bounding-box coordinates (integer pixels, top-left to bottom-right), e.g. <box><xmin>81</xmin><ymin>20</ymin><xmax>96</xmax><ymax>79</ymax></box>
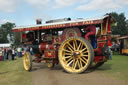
<box><xmin>73</xmin><ymin>51</ymin><xmax>80</xmax><ymax>59</ymax></box>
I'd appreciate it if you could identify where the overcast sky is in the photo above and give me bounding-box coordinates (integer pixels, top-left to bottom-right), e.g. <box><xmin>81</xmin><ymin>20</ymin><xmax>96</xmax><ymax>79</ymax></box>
<box><xmin>0</xmin><ymin>0</ymin><xmax>128</xmax><ymax>26</ymax></box>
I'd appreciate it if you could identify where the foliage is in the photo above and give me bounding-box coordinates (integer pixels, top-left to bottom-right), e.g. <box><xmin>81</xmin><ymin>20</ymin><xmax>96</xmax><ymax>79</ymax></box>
<box><xmin>0</xmin><ymin>22</ymin><xmax>15</xmax><ymax>43</ymax></box>
<box><xmin>0</xmin><ymin>22</ymin><xmax>21</xmax><ymax>46</ymax></box>
<box><xmin>111</xmin><ymin>12</ymin><xmax>128</xmax><ymax>36</ymax></box>
<box><xmin>13</xmin><ymin>32</ymin><xmax>22</xmax><ymax>46</ymax></box>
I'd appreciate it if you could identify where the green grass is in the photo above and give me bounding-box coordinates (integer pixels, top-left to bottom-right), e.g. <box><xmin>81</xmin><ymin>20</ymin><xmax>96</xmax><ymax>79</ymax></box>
<box><xmin>97</xmin><ymin>54</ymin><xmax>128</xmax><ymax>80</ymax></box>
<box><xmin>0</xmin><ymin>58</ymin><xmax>32</xmax><ymax>85</ymax></box>
<box><xmin>0</xmin><ymin>55</ymin><xmax>128</xmax><ymax>85</ymax></box>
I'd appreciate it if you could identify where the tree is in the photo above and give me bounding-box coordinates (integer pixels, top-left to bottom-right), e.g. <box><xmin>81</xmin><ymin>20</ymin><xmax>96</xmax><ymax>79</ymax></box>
<box><xmin>0</xmin><ymin>22</ymin><xmax>15</xmax><ymax>43</ymax></box>
<box><xmin>13</xmin><ymin>32</ymin><xmax>22</xmax><ymax>46</ymax></box>
<box><xmin>111</xmin><ymin>12</ymin><xmax>128</xmax><ymax>36</ymax></box>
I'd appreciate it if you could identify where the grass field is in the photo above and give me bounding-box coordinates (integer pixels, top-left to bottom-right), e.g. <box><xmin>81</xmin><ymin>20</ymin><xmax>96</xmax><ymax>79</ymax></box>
<box><xmin>97</xmin><ymin>54</ymin><xmax>128</xmax><ymax>80</ymax></box>
<box><xmin>0</xmin><ymin>54</ymin><xmax>128</xmax><ymax>85</ymax></box>
<box><xmin>0</xmin><ymin>58</ymin><xmax>32</xmax><ymax>85</ymax></box>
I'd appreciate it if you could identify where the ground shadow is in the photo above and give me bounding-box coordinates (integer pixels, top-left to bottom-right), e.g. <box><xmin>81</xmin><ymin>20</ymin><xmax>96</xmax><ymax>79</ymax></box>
<box><xmin>82</xmin><ymin>64</ymin><xmax>112</xmax><ymax>74</ymax></box>
<box><xmin>96</xmin><ymin>64</ymin><xmax>112</xmax><ymax>71</ymax></box>
<box><xmin>31</xmin><ymin>62</ymin><xmax>112</xmax><ymax>74</ymax></box>
<box><xmin>0</xmin><ymin>71</ymin><xmax>9</xmax><ymax>75</ymax></box>
<box><xmin>32</xmin><ymin>62</ymin><xmax>47</xmax><ymax>71</ymax></box>
<box><xmin>32</xmin><ymin>63</ymin><xmax>63</xmax><ymax>71</ymax></box>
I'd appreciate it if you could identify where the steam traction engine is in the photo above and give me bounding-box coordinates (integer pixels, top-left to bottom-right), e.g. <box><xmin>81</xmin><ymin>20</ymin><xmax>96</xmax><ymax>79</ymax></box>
<box><xmin>12</xmin><ymin>14</ymin><xmax>114</xmax><ymax>73</ymax></box>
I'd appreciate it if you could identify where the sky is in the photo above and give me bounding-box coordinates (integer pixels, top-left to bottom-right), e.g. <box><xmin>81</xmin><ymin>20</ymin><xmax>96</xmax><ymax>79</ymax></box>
<box><xmin>0</xmin><ymin>0</ymin><xmax>128</xmax><ymax>26</ymax></box>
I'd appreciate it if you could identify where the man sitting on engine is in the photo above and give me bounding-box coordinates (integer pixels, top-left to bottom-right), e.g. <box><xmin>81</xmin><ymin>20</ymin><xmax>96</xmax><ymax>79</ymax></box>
<box><xmin>84</xmin><ymin>25</ymin><xmax>97</xmax><ymax>48</ymax></box>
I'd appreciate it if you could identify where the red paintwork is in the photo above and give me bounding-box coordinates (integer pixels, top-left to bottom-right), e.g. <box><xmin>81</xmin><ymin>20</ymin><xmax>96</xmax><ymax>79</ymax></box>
<box><xmin>39</xmin><ymin>43</ymin><xmax>56</xmax><ymax>58</ymax></box>
<box><xmin>39</xmin><ymin>43</ymin><xmax>55</xmax><ymax>50</ymax></box>
<box><xmin>52</xmin><ymin>36</ymin><xmax>61</xmax><ymax>44</ymax></box>
<box><xmin>33</xmin><ymin>57</ymin><xmax>42</xmax><ymax>63</ymax></box>
<box><xmin>40</xmin><ymin>43</ymin><xmax>47</xmax><ymax>50</ymax></box>
<box><xmin>61</xmin><ymin>28</ymin><xmax>81</xmax><ymax>41</ymax></box>
<box><xmin>12</xmin><ymin>20</ymin><xmax>103</xmax><ymax>32</ymax></box>
<box><xmin>107</xmin><ymin>21</ymin><xmax>112</xmax><ymax>46</ymax></box>
<box><xmin>34</xmin><ymin>54</ymin><xmax>41</xmax><ymax>57</ymax></box>
<box><xmin>94</xmin><ymin>56</ymin><xmax>104</xmax><ymax>62</ymax></box>
<box><xmin>94</xmin><ymin>48</ymin><xmax>102</xmax><ymax>56</ymax></box>
<box><xmin>44</xmin><ymin>50</ymin><xmax>56</xmax><ymax>58</ymax></box>
<box><xmin>22</xmin><ymin>33</ymin><xmax>26</xmax><ymax>39</ymax></box>
<box><xmin>93</xmin><ymin>17</ymin><xmax>112</xmax><ymax>62</ymax></box>
<box><xmin>12</xmin><ymin>15</ymin><xmax>114</xmax><ymax>65</ymax></box>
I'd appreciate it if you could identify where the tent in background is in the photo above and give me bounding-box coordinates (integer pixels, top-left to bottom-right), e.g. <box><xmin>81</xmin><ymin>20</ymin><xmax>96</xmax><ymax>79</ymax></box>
<box><xmin>0</xmin><ymin>43</ymin><xmax>11</xmax><ymax>48</ymax></box>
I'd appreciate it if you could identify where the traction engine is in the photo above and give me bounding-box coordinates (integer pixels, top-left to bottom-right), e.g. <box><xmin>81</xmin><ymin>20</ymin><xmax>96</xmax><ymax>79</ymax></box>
<box><xmin>12</xmin><ymin>14</ymin><xmax>115</xmax><ymax>73</ymax></box>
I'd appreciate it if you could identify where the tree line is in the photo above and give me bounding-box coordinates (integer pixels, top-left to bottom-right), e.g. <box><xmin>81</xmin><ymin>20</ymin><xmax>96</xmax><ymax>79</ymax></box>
<box><xmin>0</xmin><ymin>12</ymin><xmax>128</xmax><ymax>45</ymax></box>
<box><xmin>0</xmin><ymin>22</ymin><xmax>21</xmax><ymax>46</ymax></box>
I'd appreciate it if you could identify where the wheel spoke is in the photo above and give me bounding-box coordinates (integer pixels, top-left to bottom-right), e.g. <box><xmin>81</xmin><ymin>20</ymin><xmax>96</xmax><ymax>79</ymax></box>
<box><xmin>77</xmin><ymin>59</ymin><xmax>81</xmax><ymax>69</ymax></box>
<box><xmin>67</xmin><ymin>43</ymin><xmax>74</xmax><ymax>51</ymax></box>
<box><xmin>80</xmin><ymin>48</ymin><xmax>87</xmax><ymax>52</ymax></box>
<box><xmin>66</xmin><ymin>57</ymin><xmax>73</xmax><ymax>63</ymax></box>
<box><xmin>80</xmin><ymin>43</ymin><xmax>83</xmax><ymax>50</ymax></box>
<box><xmin>82</xmin><ymin>50</ymin><xmax>88</xmax><ymax>54</ymax></box>
<box><xmin>63</xmin><ymin>56</ymin><xmax>72</xmax><ymax>59</ymax></box>
<box><xmin>81</xmin><ymin>54</ymin><xmax>88</xmax><ymax>57</ymax></box>
<box><xmin>74</xmin><ymin>59</ymin><xmax>78</xmax><ymax>70</ymax></box>
<box><xmin>63</xmin><ymin>49</ymin><xmax>72</xmax><ymax>53</ymax></box>
<box><xmin>67</xmin><ymin>45</ymin><xmax>73</xmax><ymax>52</ymax></box>
<box><xmin>74</xmin><ymin>40</ymin><xmax>78</xmax><ymax>50</ymax></box>
<box><xmin>81</xmin><ymin>56</ymin><xmax>88</xmax><ymax>62</ymax></box>
<box><xmin>79</xmin><ymin>57</ymin><xmax>87</xmax><ymax>64</ymax></box>
<box><xmin>77</xmin><ymin>42</ymin><xmax>82</xmax><ymax>50</ymax></box>
<box><xmin>64</xmin><ymin>53</ymin><xmax>72</xmax><ymax>56</ymax></box>
<box><xmin>72</xmin><ymin>58</ymin><xmax>75</xmax><ymax>69</ymax></box>
<box><xmin>67</xmin><ymin>60</ymin><xmax>73</xmax><ymax>66</ymax></box>
<box><xmin>79</xmin><ymin>58</ymin><xmax>83</xmax><ymax>68</ymax></box>
<box><xmin>73</xmin><ymin>41</ymin><xmax>76</xmax><ymax>50</ymax></box>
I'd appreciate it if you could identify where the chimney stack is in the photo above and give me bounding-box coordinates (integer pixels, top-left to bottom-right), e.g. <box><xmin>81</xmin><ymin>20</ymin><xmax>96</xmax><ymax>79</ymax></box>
<box><xmin>36</xmin><ymin>19</ymin><xmax>42</xmax><ymax>24</ymax></box>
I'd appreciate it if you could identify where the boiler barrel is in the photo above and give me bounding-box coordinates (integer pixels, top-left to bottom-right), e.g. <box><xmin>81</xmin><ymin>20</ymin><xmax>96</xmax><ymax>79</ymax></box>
<box><xmin>32</xmin><ymin>43</ymin><xmax>55</xmax><ymax>54</ymax></box>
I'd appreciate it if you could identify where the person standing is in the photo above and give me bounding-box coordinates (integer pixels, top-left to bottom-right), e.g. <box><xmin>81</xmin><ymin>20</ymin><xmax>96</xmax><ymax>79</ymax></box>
<box><xmin>3</xmin><ymin>48</ymin><xmax>7</xmax><ymax>61</ymax></box>
<box><xmin>120</xmin><ymin>40</ymin><xmax>124</xmax><ymax>54</ymax></box>
<box><xmin>12</xmin><ymin>48</ymin><xmax>15</xmax><ymax>60</ymax></box>
<box><xmin>8</xmin><ymin>48</ymin><xmax>12</xmax><ymax>60</ymax></box>
<box><xmin>0</xmin><ymin>48</ymin><xmax>2</xmax><ymax>61</ymax></box>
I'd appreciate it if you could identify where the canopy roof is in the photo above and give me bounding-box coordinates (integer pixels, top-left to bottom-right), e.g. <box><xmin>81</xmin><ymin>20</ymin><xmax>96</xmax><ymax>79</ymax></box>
<box><xmin>0</xmin><ymin>43</ymin><xmax>11</xmax><ymax>47</ymax></box>
<box><xmin>117</xmin><ymin>36</ymin><xmax>128</xmax><ymax>39</ymax></box>
<box><xmin>12</xmin><ymin>15</ymin><xmax>111</xmax><ymax>32</ymax></box>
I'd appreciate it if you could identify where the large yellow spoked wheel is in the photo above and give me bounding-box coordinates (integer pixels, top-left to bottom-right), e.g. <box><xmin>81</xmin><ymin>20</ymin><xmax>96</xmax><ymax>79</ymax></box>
<box><xmin>23</xmin><ymin>52</ymin><xmax>32</xmax><ymax>71</ymax></box>
<box><xmin>59</xmin><ymin>37</ymin><xmax>94</xmax><ymax>73</ymax></box>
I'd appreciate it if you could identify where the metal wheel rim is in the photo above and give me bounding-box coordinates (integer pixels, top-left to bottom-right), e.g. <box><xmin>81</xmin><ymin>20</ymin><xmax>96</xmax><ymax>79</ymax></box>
<box><xmin>23</xmin><ymin>53</ymin><xmax>30</xmax><ymax>71</ymax></box>
<box><xmin>59</xmin><ymin>37</ymin><xmax>91</xmax><ymax>73</ymax></box>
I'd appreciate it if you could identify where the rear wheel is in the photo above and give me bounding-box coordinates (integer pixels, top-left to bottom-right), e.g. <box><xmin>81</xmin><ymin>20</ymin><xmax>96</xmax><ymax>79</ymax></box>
<box><xmin>59</xmin><ymin>37</ymin><xmax>94</xmax><ymax>73</ymax></box>
<box><xmin>23</xmin><ymin>52</ymin><xmax>32</xmax><ymax>71</ymax></box>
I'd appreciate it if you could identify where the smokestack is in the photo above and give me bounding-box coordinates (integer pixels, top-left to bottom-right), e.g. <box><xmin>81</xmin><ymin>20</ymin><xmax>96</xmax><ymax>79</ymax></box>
<box><xmin>36</xmin><ymin>19</ymin><xmax>42</xmax><ymax>24</ymax></box>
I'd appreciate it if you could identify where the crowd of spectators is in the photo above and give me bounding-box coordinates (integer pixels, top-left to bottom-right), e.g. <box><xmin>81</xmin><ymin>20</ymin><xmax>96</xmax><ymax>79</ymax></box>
<box><xmin>0</xmin><ymin>47</ymin><xmax>24</xmax><ymax>61</ymax></box>
<box><xmin>111</xmin><ymin>40</ymin><xmax>123</xmax><ymax>54</ymax></box>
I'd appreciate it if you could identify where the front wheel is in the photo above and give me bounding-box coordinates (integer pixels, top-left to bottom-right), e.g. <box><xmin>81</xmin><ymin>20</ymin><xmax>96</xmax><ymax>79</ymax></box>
<box><xmin>23</xmin><ymin>52</ymin><xmax>32</xmax><ymax>71</ymax></box>
<box><xmin>59</xmin><ymin>37</ymin><xmax>94</xmax><ymax>73</ymax></box>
